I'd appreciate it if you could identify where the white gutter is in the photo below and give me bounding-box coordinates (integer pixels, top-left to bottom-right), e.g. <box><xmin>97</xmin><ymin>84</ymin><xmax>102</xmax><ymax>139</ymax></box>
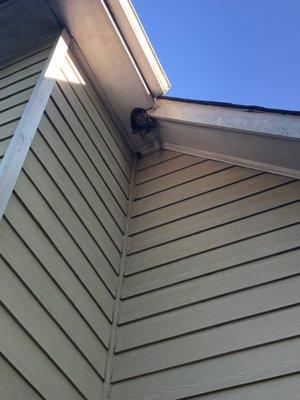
<box><xmin>149</xmin><ymin>98</ymin><xmax>300</xmax><ymax>140</ymax></box>
<box><xmin>105</xmin><ymin>0</ymin><xmax>171</xmax><ymax>97</ymax></box>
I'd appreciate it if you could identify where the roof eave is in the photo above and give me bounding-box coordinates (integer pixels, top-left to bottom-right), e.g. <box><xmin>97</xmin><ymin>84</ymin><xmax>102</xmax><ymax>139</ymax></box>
<box><xmin>147</xmin><ymin>98</ymin><xmax>300</xmax><ymax>179</ymax></box>
<box><xmin>105</xmin><ymin>0</ymin><xmax>171</xmax><ymax>96</ymax></box>
<box><xmin>150</xmin><ymin>98</ymin><xmax>300</xmax><ymax>141</ymax></box>
<box><xmin>49</xmin><ymin>0</ymin><xmax>168</xmax><ymax>146</ymax></box>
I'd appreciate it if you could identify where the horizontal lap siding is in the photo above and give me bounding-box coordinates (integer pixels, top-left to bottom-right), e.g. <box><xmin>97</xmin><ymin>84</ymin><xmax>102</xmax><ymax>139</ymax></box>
<box><xmin>0</xmin><ymin>354</ymin><xmax>43</xmax><ymax>400</ymax></box>
<box><xmin>112</xmin><ymin>338</ymin><xmax>300</xmax><ymax>400</ymax></box>
<box><xmin>183</xmin><ymin>374</ymin><xmax>300</xmax><ymax>400</ymax></box>
<box><xmin>129</xmin><ymin>179</ymin><xmax>298</xmax><ymax>254</ymax></box>
<box><xmin>0</xmin><ymin>42</ymin><xmax>52</xmax><ymax>164</ymax></box>
<box><xmin>136</xmin><ymin>150</ymin><xmax>181</xmax><ymax>171</ymax></box>
<box><xmin>111</xmin><ymin>150</ymin><xmax>300</xmax><ymax>400</ymax></box>
<box><xmin>0</xmin><ymin>47</ymin><xmax>132</xmax><ymax>399</ymax></box>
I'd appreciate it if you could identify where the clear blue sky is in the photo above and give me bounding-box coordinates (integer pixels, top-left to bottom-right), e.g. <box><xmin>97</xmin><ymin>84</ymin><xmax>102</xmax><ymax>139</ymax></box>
<box><xmin>133</xmin><ymin>0</ymin><xmax>300</xmax><ymax>110</ymax></box>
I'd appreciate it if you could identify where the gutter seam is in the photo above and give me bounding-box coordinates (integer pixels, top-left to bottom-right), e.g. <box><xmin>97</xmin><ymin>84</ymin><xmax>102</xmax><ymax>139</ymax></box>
<box><xmin>161</xmin><ymin>96</ymin><xmax>300</xmax><ymax>117</ymax></box>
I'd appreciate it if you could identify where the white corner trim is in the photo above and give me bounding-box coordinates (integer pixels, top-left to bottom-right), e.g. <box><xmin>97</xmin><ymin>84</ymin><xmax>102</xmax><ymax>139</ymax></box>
<box><xmin>163</xmin><ymin>143</ymin><xmax>300</xmax><ymax>180</ymax></box>
<box><xmin>0</xmin><ymin>29</ymin><xmax>71</xmax><ymax>220</ymax></box>
<box><xmin>102</xmin><ymin>157</ymin><xmax>137</xmax><ymax>400</ymax></box>
<box><xmin>106</xmin><ymin>0</ymin><xmax>170</xmax><ymax>96</ymax></box>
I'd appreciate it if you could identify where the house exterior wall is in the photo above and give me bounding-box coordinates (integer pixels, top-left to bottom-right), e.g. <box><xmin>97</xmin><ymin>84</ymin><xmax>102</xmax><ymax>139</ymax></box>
<box><xmin>0</xmin><ymin>45</ymin><xmax>132</xmax><ymax>400</ymax></box>
<box><xmin>0</xmin><ymin>40</ymin><xmax>54</xmax><ymax>163</ymax></box>
<box><xmin>111</xmin><ymin>150</ymin><xmax>300</xmax><ymax>400</ymax></box>
<box><xmin>1</xmin><ymin>40</ymin><xmax>300</xmax><ymax>400</ymax></box>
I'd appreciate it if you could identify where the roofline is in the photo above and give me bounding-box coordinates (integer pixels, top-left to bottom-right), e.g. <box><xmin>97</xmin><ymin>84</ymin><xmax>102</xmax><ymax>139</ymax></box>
<box><xmin>161</xmin><ymin>95</ymin><xmax>300</xmax><ymax>117</ymax></box>
<box><xmin>48</xmin><ymin>0</ymin><xmax>166</xmax><ymax>145</ymax></box>
<box><xmin>149</xmin><ymin>97</ymin><xmax>300</xmax><ymax>141</ymax></box>
<box><xmin>148</xmin><ymin>97</ymin><xmax>300</xmax><ymax>178</ymax></box>
<box><xmin>105</xmin><ymin>0</ymin><xmax>171</xmax><ymax>96</ymax></box>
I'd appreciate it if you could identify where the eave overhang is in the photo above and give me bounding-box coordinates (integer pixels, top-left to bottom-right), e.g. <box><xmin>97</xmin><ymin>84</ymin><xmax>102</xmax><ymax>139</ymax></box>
<box><xmin>48</xmin><ymin>0</ymin><xmax>168</xmax><ymax>146</ymax></box>
<box><xmin>105</xmin><ymin>0</ymin><xmax>171</xmax><ymax>97</ymax></box>
<box><xmin>1</xmin><ymin>0</ymin><xmax>299</xmax><ymax>178</ymax></box>
<box><xmin>0</xmin><ymin>0</ymin><xmax>169</xmax><ymax>149</ymax></box>
<box><xmin>148</xmin><ymin>98</ymin><xmax>300</xmax><ymax>179</ymax></box>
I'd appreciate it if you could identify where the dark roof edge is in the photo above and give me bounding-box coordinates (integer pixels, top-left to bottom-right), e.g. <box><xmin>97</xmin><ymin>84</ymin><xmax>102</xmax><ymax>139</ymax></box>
<box><xmin>160</xmin><ymin>95</ymin><xmax>300</xmax><ymax>117</ymax></box>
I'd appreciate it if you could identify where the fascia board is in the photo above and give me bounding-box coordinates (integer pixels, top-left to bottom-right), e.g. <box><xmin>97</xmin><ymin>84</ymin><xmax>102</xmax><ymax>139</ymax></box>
<box><xmin>49</xmin><ymin>0</ymin><xmax>155</xmax><ymax>135</ymax></box>
<box><xmin>106</xmin><ymin>0</ymin><xmax>171</xmax><ymax>96</ymax></box>
<box><xmin>150</xmin><ymin>98</ymin><xmax>300</xmax><ymax>141</ymax></box>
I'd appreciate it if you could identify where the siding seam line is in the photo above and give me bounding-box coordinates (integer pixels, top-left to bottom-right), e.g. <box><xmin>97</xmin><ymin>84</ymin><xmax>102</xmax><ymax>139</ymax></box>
<box><xmin>132</xmin><ymin>170</ymin><xmax>262</xmax><ymax>218</ymax></box>
<box><xmin>43</xmin><ymin>107</ymin><xmax>126</xmax><ymax>232</ymax></box>
<box><xmin>49</xmin><ymin>91</ymin><xmax>128</xmax><ymax>216</ymax></box>
<box><xmin>137</xmin><ymin>152</ymin><xmax>182</xmax><ymax>172</ymax></box>
<box><xmin>0</xmin><ymin>134</ymin><xmax>13</xmax><ymax>144</ymax></box>
<box><xmin>0</xmin><ymin>100</ymin><xmax>30</xmax><ymax>115</ymax></box>
<box><xmin>111</xmin><ymin>334</ymin><xmax>300</xmax><ymax>383</ymax></box>
<box><xmin>0</xmin><ymin>57</ymin><xmax>48</xmax><ymax>83</ymax></box>
<box><xmin>0</xmin><ymin>84</ymin><xmax>36</xmax><ymax>102</ymax></box>
<box><xmin>0</xmin><ymin>298</ymin><xmax>89</xmax><ymax>400</ymax></box>
<box><xmin>3</xmin><ymin>215</ymin><xmax>109</xmax><ymax>349</ymax></box>
<box><xmin>0</xmin><ymin>117</ymin><xmax>20</xmax><ymax>130</ymax></box>
<box><xmin>102</xmin><ymin>157</ymin><xmax>137</xmax><ymax>400</ymax></box>
<box><xmin>20</xmin><ymin>163</ymin><xmax>117</xmax><ymax>300</ymax></box>
<box><xmin>128</xmin><ymin>198</ymin><xmax>300</xmax><ymax>255</ymax></box>
<box><xmin>0</xmin><ymin>42</ymin><xmax>52</xmax><ymax>72</ymax></box>
<box><xmin>130</xmin><ymin>175</ymin><xmax>292</xmax><ymax>235</ymax></box>
<box><xmin>55</xmin><ymin>78</ymin><xmax>130</xmax><ymax>198</ymax></box>
<box><xmin>29</xmin><ymin>142</ymin><xmax>122</xmax><ymax>270</ymax></box>
<box><xmin>123</xmin><ymin>245</ymin><xmax>300</xmax><ymax>299</ymax></box>
<box><xmin>0</xmin><ymin>68</ymin><xmax>46</xmax><ymax>91</ymax></box>
<box><xmin>126</xmin><ymin>221</ymin><xmax>300</xmax><ymax>276</ymax></box>
<box><xmin>134</xmin><ymin>164</ymin><xmax>232</xmax><ymax>200</ymax></box>
<box><xmin>178</xmin><ymin>371</ymin><xmax>300</xmax><ymax>400</ymax></box>
<box><xmin>0</xmin><ymin>350</ymin><xmax>46</xmax><ymax>400</ymax></box>
<box><xmin>120</xmin><ymin>268</ymin><xmax>300</xmax><ymax>326</ymax></box>
<box><xmin>60</xmin><ymin>57</ymin><xmax>131</xmax><ymax>185</ymax></box>
<box><xmin>116</xmin><ymin>300</ymin><xmax>300</xmax><ymax>353</ymax></box>
<box><xmin>135</xmin><ymin>157</ymin><xmax>206</xmax><ymax>185</ymax></box>
<box><xmin>0</xmin><ymin>252</ymin><xmax>105</xmax><ymax>380</ymax></box>
<box><xmin>69</xmin><ymin>41</ymin><xmax>133</xmax><ymax>165</ymax></box>
<box><xmin>9</xmin><ymin>191</ymin><xmax>113</xmax><ymax>325</ymax></box>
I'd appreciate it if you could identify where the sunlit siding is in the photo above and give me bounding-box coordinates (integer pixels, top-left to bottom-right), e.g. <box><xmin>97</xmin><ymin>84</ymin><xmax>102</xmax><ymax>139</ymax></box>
<box><xmin>0</xmin><ymin>41</ymin><xmax>53</xmax><ymax>164</ymax></box>
<box><xmin>0</xmin><ymin>47</ymin><xmax>132</xmax><ymax>400</ymax></box>
<box><xmin>111</xmin><ymin>149</ymin><xmax>300</xmax><ymax>400</ymax></box>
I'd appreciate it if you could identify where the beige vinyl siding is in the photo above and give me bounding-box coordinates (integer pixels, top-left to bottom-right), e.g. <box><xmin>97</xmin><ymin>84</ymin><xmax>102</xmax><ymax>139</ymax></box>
<box><xmin>136</xmin><ymin>149</ymin><xmax>181</xmax><ymax>171</ymax></box>
<box><xmin>0</xmin><ymin>354</ymin><xmax>43</xmax><ymax>400</ymax></box>
<box><xmin>0</xmin><ymin>42</ymin><xmax>53</xmax><ymax>163</ymax></box>
<box><xmin>1</xmin><ymin>42</ymin><xmax>299</xmax><ymax>400</ymax></box>
<box><xmin>0</xmin><ymin>47</ymin><xmax>132</xmax><ymax>400</ymax></box>
<box><xmin>111</xmin><ymin>150</ymin><xmax>300</xmax><ymax>400</ymax></box>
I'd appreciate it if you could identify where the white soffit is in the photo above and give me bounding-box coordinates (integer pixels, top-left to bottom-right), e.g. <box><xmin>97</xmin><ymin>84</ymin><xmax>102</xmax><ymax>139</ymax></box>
<box><xmin>149</xmin><ymin>98</ymin><xmax>300</xmax><ymax>178</ymax></box>
<box><xmin>49</xmin><ymin>0</ymin><xmax>164</xmax><ymax>137</ymax></box>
